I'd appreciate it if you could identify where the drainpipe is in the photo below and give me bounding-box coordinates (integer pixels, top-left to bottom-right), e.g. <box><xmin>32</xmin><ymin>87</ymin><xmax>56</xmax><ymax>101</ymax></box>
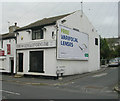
<box><xmin>15</xmin><ymin>32</ymin><xmax>17</xmax><ymax>74</ymax></box>
<box><xmin>55</xmin><ymin>23</ymin><xmax>58</xmax><ymax>79</ymax></box>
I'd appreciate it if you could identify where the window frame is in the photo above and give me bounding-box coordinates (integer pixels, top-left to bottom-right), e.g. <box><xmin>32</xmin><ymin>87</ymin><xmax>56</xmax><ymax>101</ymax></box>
<box><xmin>95</xmin><ymin>38</ymin><xmax>98</xmax><ymax>45</ymax></box>
<box><xmin>32</xmin><ymin>29</ymin><xmax>44</xmax><ymax>40</ymax></box>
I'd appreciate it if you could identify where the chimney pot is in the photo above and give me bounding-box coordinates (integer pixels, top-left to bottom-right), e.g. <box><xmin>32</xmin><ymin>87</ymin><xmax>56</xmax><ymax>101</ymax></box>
<box><xmin>15</xmin><ymin>22</ymin><xmax>17</xmax><ymax>26</ymax></box>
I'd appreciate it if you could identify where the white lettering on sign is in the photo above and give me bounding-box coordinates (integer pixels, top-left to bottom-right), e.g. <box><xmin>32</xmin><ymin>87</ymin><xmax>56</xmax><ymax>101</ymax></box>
<box><xmin>16</xmin><ymin>40</ymin><xmax>56</xmax><ymax>49</ymax></box>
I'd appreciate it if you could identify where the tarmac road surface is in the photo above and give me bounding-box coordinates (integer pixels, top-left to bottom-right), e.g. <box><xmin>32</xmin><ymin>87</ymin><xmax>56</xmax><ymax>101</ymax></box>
<box><xmin>1</xmin><ymin>66</ymin><xmax>119</xmax><ymax>99</ymax></box>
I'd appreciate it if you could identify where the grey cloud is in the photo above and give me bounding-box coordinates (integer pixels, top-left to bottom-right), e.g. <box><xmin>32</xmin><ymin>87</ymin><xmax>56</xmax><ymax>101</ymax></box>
<box><xmin>1</xmin><ymin>2</ymin><xmax>118</xmax><ymax>38</ymax></box>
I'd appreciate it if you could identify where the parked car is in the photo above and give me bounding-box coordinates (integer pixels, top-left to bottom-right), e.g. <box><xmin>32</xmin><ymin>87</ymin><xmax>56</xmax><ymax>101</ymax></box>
<box><xmin>108</xmin><ymin>57</ymin><xmax>120</xmax><ymax>67</ymax></box>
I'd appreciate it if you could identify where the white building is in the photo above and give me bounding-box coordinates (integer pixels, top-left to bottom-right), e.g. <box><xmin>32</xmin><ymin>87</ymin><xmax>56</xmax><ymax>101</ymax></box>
<box><xmin>15</xmin><ymin>10</ymin><xmax>100</xmax><ymax>77</ymax></box>
<box><xmin>0</xmin><ymin>23</ymin><xmax>19</xmax><ymax>73</ymax></box>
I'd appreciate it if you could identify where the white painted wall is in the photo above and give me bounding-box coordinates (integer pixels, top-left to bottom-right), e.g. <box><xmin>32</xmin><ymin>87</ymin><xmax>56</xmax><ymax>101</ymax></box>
<box><xmin>17</xmin><ymin>26</ymin><xmax>56</xmax><ymax>44</ymax></box>
<box><xmin>2</xmin><ymin>39</ymin><xmax>16</xmax><ymax>56</ymax></box>
<box><xmin>16</xmin><ymin>25</ymin><xmax>57</xmax><ymax>76</ymax></box>
<box><xmin>44</xmin><ymin>48</ymin><xmax>57</xmax><ymax>75</ymax></box>
<box><xmin>0</xmin><ymin>38</ymin><xmax>16</xmax><ymax>73</ymax></box>
<box><xmin>17</xmin><ymin>48</ymin><xmax>57</xmax><ymax>76</ymax></box>
<box><xmin>17</xmin><ymin>30</ymin><xmax>32</xmax><ymax>44</ymax></box>
<box><xmin>16</xmin><ymin>10</ymin><xmax>100</xmax><ymax>76</ymax></box>
<box><xmin>44</xmin><ymin>25</ymin><xmax>57</xmax><ymax>40</ymax></box>
<box><xmin>56</xmin><ymin>10</ymin><xmax>100</xmax><ymax>76</ymax></box>
<box><xmin>88</xmin><ymin>32</ymin><xmax>100</xmax><ymax>72</ymax></box>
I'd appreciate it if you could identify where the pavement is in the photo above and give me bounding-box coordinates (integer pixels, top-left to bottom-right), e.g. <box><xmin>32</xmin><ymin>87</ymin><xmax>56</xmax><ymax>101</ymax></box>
<box><xmin>1</xmin><ymin>67</ymin><xmax>108</xmax><ymax>86</ymax></box>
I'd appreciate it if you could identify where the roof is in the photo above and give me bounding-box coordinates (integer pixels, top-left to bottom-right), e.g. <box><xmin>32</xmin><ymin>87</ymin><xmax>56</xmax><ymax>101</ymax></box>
<box><xmin>16</xmin><ymin>13</ymin><xmax>72</xmax><ymax>31</ymax></box>
<box><xmin>0</xmin><ymin>33</ymin><xmax>16</xmax><ymax>40</ymax></box>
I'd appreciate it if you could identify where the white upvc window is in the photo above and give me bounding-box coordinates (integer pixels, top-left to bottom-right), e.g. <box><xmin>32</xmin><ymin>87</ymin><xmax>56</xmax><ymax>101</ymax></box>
<box><xmin>32</xmin><ymin>29</ymin><xmax>43</xmax><ymax>40</ymax></box>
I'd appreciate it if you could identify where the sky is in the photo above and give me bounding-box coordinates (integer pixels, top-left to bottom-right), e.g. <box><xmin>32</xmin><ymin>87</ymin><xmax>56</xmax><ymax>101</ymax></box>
<box><xmin>0</xmin><ymin>0</ymin><xmax>119</xmax><ymax>38</ymax></box>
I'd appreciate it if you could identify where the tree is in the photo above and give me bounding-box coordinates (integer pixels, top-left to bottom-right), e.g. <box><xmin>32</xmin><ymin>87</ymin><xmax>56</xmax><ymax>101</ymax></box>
<box><xmin>115</xmin><ymin>45</ymin><xmax>120</xmax><ymax>57</ymax></box>
<box><xmin>100</xmin><ymin>37</ymin><xmax>111</xmax><ymax>59</ymax></box>
<box><xmin>100</xmin><ymin>37</ymin><xmax>120</xmax><ymax>65</ymax></box>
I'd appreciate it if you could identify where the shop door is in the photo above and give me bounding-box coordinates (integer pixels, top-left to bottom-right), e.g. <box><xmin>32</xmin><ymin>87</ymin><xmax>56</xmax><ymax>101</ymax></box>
<box><xmin>11</xmin><ymin>60</ymin><xmax>14</xmax><ymax>74</ymax></box>
<box><xmin>18</xmin><ymin>53</ymin><xmax>23</xmax><ymax>72</ymax></box>
<box><xmin>29</xmin><ymin>51</ymin><xmax>44</xmax><ymax>73</ymax></box>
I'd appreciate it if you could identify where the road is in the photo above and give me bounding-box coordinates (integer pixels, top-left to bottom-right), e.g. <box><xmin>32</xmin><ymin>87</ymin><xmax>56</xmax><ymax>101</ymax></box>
<box><xmin>1</xmin><ymin>67</ymin><xmax>119</xmax><ymax>99</ymax></box>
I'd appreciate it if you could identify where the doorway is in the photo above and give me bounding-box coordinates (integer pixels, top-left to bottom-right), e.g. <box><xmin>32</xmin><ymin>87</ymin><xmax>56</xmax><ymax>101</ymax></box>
<box><xmin>18</xmin><ymin>53</ymin><xmax>23</xmax><ymax>72</ymax></box>
<box><xmin>11</xmin><ymin>59</ymin><xmax>14</xmax><ymax>74</ymax></box>
<box><xmin>29</xmin><ymin>51</ymin><xmax>44</xmax><ymax>73</ymax></box>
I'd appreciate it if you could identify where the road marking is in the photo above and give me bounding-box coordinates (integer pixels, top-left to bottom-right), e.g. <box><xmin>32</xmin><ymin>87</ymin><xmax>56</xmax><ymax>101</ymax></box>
<box><xmin>0</xmin><ymin>90</ymin><xmax>20</xmax><ymax>95</ymax></box>
<box><xmin>92</xmin><ymin>73</ymin><xmax>107</xmax><ymax>77</ymax></box>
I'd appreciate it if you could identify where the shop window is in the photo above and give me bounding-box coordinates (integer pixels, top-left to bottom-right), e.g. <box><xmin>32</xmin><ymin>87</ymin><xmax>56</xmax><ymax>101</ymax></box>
<box><xmin>95</xmin><ymin>38</ymin><xmax>98</xmax><ymax>45</ymax></box>
<box><xmin>29</xmin><ymin>51</ymin><xmax>44</xmax><ymax>73</ymax></box>
<box><xmin>32</xmin><ymin>29</ymin><xmax>43</xmax><ymax>40</ymax></box>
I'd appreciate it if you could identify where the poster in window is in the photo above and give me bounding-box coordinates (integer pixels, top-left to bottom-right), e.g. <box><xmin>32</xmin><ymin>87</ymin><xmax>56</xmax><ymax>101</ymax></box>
<box><xmin>0</xmin><ymin>50</ymin><xmax>4</xmax><ymax>56</ymax></box>
<box><xmin>7</xmin><ymin>44</ymin><xmax>11</xmax><ymax>55</ymax></box>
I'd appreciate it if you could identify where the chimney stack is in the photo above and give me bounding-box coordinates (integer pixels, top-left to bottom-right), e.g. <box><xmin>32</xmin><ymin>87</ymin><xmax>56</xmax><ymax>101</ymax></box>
<box><xmin>9</xmin><ymin>22</ymin><xmax>19</xmax><ymax>33</ymax></box>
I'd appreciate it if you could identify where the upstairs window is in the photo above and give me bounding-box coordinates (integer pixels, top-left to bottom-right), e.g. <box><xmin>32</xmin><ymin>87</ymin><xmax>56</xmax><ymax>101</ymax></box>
<box><xmin>95</xmin><ymin>38</ymin><xmax>98</xmax><ymax>45</ymax></box>
<box><xmin>52</xmin><ymin>31</ymin><xmax>55</xmax><ymax>39</ymax></box>
<box><xmin>32</xmin><ymin>29</ymin><xmax>43</xmax><ymax>40</ymax></box>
